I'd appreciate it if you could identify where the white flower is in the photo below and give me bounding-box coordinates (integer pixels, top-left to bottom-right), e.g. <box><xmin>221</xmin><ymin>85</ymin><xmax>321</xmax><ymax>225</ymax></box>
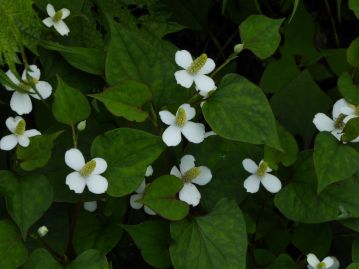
<box><xmin>0</xmin><ymin>116</ymin><xmax>41</xmax><ymax>151</ymax></box>
<box><xmin>129</xmin><ymin>166</ymin><xmax>156</xmax><ymax>215</ymax></box>
<box><xmin>42</xmin><ymin>4</ymin><xmax>70</xmax><ymax>36</ymax></box>
<box><xmin>83</xmin><ymin>201</ymin><xmax>97</xmax><ymax>212</ymax></box>
<box><xmin>5</xmin><ymin>65</ymin><xmax>53</xmax><ymax>115</ymax></box>
<box><xmin>174</xmin><ymin>50</ymin><xmax>216</xmax><ymax>92</ymax></box>
<box><xmin>159</xmin><ymin>103</ymin><xmax>205</xmax><ymax>146</ymax></box>
<box><xmin>242</xmin><ymin>158</ymin><xmax>281</xmax><ymax>193</ymax></box>
<box><xmin>170</xmin><ymin>155</ymin><xmax>212</xmax><ymax>207</ymax></box>
<box><xmin>307</xmin><ymin>253</ymin><xmax>339</xmax><ymax>269</ymax></box>
<box><xmin>65</xmin><ymin>148</ymin><xmax>108</xmax><ymax>194</ymax></box>
<box><xmin>313</xmin><ymin>98</ymin><xmax>357</xmax><ymax>141</ymax></box>
<box><xmin>37</xmin><ymin>226</ymin><xmax>49</xmax><ymax>237</ymax></box>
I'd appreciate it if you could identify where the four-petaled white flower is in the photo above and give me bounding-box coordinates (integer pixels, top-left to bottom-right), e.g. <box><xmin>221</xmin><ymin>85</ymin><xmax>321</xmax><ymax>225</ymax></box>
<box><xmin>159</xmin><ymin>103</ymin><xmax>205</xmax><ymax>146</ymax></box>
<box><xmin>5</xmin><ymin>65</ymin><xmax>53</xmax><ymax>115</ymax></box>
<box><xmin>83</xmin><ymin>201</ymin><xmax>97</xmax><ymax>212</ymax></box>
<box><xmin>65</xmin><ymin>148</ymin><xmax>108</xmax><ymax>194</ymax></box>
<box><xmin>42</xmin><ymin>3</ymin><xmax>70</xmax><ymax>36</ymax></box>
<box><xmin>242</xmin><ymin>158</ymin><xmax>281</xmax><ymax>193</ymax></box>
<box><xmin>170</xmin><ymin>155</ymin><xmax>212</xmax><ymax>206</ymax></box>
<box><xmin>307</xmin><ymin>253</ymin><xmax>339</xmax><ymax>269</ymax></box>
<box><xmin>130</xmin><ymin>166</ymin><xmax>156</xmax><ymax>215</ymax></box>
<box><xmin>313</xmin><ymin>98</ymin><xmax>358</xmax><ymax>141</ymax></box>
<box><xmin>0</xmin><ymin>116</ymin><xmax>41</xmax><ymax>151</ymax></box>
<box><xmin>174</xmin><ymin>50</ymin><xmax>216</xmax><ymax>92</ymax></box>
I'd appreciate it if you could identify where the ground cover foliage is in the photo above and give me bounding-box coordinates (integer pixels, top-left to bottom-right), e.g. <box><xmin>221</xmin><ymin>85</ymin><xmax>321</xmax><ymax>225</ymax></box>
<box><xmin>0</xmin><ymin>0</ymin><xmax>359</xmax><ymax>268</ymax></box>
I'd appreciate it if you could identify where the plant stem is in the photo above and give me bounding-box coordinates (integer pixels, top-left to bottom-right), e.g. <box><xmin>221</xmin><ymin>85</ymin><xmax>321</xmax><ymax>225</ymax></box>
<box><xmin>324</xmin><ymin>0</ymin><xmax>340</xmax><ymax>47</ymax></box>
<box><xmin>211</xmin><ymin>54</ymin><xmax>238</xmax><ymax>78</ymax></box>
<box><xmin>71</xmin><ymin>125</ymin><xmax>78</xmax><ymax>148</ymax></box>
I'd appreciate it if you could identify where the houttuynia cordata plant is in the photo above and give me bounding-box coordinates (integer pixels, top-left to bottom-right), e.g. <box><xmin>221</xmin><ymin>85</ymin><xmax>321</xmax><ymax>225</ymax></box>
<box><xmin>0</xmin><ymin>0</ymin><xmax>359</xmax><ymax>268</ymax></box>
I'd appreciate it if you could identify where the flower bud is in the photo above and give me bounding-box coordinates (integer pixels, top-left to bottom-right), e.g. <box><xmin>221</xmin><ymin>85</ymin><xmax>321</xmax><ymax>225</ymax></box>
<box><xmin>37</xmin><ymin>226</ymin><xmax>49</xmax><ymax>237</ymax></box>
<box><xmin>77</xmin><ymin>120</ymin><xmax>86</xmax><ymax>131</ymax></box>
<box><xmin>234</xmin><ymin>43</ymin><xmax>244</xmax><ymax>54</ymax></box>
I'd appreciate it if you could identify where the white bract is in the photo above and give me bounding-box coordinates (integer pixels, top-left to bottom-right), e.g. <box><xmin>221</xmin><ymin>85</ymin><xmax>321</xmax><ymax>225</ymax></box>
<box><xmin>83</xmin><ymin>201</ymin><xmax>97</xmax><ymax>212</ymax></box>
<box><xmin>159</xmin><ymin>103</ymin><xmax>205</xmax><ymax>146</ymax></box>
<box><xmin>0</xmin><ymin>116</ymin><xmax>41</xmax><ymax>151</ymax></box>
<box><xmin>242</xmin><ymin>158</ymin><xmax>281</xmax><ymax>193</ymax></box>
<box><xmin>42</xmin><ymin>3</ymin><xmax>70</xmax><ymax>36</ymax></box>
<box><xmin>170</xmin><ymin>155</ymin><xmax>212</xmax><ymax>207</ymax></box>
<box><xmin>174</xmin><ymin>50</ymin><xmax>216</xmax><ymax>92</ymax></box>
<box><xmin>65</xmin><ymin>148</ymin><xmax>108</xmax><ymax>194</ymax></box>
<box><xmin>129</xmin><ymin>166</ymin><xmax>156</xmax><ymax>215</ymax></box>
<box><xmin>5</xmin><ymin>65</ymin><xmax>53</xmax><ymax>115</ymax></box>
<box><xmin>307</xmin><ymin>253</ymin><xmax>339</xmax><ymax>269</ymax></box>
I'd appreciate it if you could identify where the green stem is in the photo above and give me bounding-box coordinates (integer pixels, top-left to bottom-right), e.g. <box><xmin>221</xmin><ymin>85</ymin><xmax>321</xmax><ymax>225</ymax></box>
<box><xmin>211</xmin><ymin>54</ymin><xmax>238</xmax><ymax>78</ymax></box>
<box><xmin>20</xmin><ymin>46</ymin><xmax>29</xmax><ymax>68</ymax></box>
<box><xmin>324</xmin><ymin>0</ymin><xmax>340</xmax><ymax>47</ymax></box>
<box><xmin>71</xmin><ymin>125</ymin><xmax>78</xmax><ymax>148</ymax></box>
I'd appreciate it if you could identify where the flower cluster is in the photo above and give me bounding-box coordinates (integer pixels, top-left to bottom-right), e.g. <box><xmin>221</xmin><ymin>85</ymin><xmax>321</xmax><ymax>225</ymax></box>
<box><xmin>313</xmin><ymin>98</ymin><xmax>359</xmax><ymax>141</ymax></box>
<box><xmin>0</xmin><ymin>64</ymin><xmax>51</xmax><ymax>150</ymax></box>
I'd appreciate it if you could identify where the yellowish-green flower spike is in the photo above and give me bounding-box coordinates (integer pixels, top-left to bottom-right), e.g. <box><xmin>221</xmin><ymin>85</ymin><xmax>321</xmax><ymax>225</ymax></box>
<box><xmin>317</xmin><ymin>262</ymin><xmax>326</xmax><ymax>269</ymax></box>
<box><xmin>256</xmin><ymin>162</ymin><xmax>269</xmax><ymax>177</ymax></box>
<box><xmin>182</xmin><ymin>167</ymin><xmax>201</xmax><ymax>183</ymax></box>
<box><xmin>334</xmin><ymin>114</ymin><xmax>346</xmax><ymax>129</ymax></box>
<box><xmin>175</xmin><ymin>108</ymin><xmax>187</xmax><ymax>127</ymax></box>
<box><xmin>80</xmin><ymin>159</ymin><xmax>96</xmax><ymax>177</ymax></box>
<box><xmin>15</xmin><ymin>120</ymin><xmax>26</xmax><ymax>136</ymax></box>
<box><xmin>53</xmin><ymin>10</ymin><xmax>63</xmax><ymax>22</ymax></box>
<box><xmin>19</xmin><ymin>82</ymin><xmax>32</xmax><ymax>92</ymax></box>
<box><xmin>188</xmin><ymin>53</ymin><xmax>207</xmax><ymax>74</ymax></box>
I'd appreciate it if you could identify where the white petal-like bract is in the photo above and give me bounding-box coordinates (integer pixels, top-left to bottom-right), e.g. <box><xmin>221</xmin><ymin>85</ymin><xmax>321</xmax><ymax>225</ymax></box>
<box><xmin>179</xmin><ymin>183</ymin><xmax>201</xmax><ymax>206</ymax></box>
<box><xmin>65</xmin><ymin>148</ymin><xmax>86</xmax><ymax>171</ymax></box>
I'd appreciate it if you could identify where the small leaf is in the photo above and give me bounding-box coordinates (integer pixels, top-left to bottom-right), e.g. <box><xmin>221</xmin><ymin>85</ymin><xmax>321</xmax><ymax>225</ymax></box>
<box><xmin>264</xmin><ymin>124</ymin><xmax>298</xmax><ymax>170</ymax></box>
<box><xmin>41</xmin><ymin>41</ymin><xmax>105</xmax><ymax>75</ymax></box>
<box><xmin>0</xmin><ymin>171</ymin><xmax>53</xmax><ymax>238</ymax></box>
<box><xmin>67</xmin><ymin>250</ymin><xmax>109</xmax><ymax>269</ymax></box>
<box><xmin>291</xmin><ymin>224</ymin><xmax>331</xmax><ymax>258</ymax></box>
<box><xmin>348</xmin><ymin>264</ymin><xmax>359</xmax><ymax>269</ymax></box>
<box><xmin>142</xmin><ymin>175</ymin><xmax>189</xmax><ymax>221</ymax></box>
<box><xmin>240</xmin><ymin>15</ymin><xmax>284</xmax><ymax>59</ymax></box>
<box><xmin>16</xmin><ymin>131</ymin><xmax>63</xmax><ymax>171</ymax></box>
<box><xmin>275</xmin><ymin>152</ymin><xmax>359</xmax><ymax>223</ymax></box>
<box><xmin>122</xmin><ymin>220</ymin><xmax>171</xmax><ymax>268</ymax></box>
<box><xmin>52</xmin><ymin>77</ymin><xmax>91</xmax><ymax>126</ymax></box>
<box><xmin>338</xmin><ymin>72</ymin><xmax>359</xmax><ymax>105</ymax></box>
<box><xmin>89</xmin><ymin>80</ymin><xmax>152</xmax><ymax>122</ymax></box>
<box><xmin>73</xmin><ymin>212</ymin><xmax>123</xmax><ymax>255</ymax></box>
<box><xmin>342</xmin><ymin>117</ymin><xmax>359</xmax><ymax>142</ymax></box>
<box><xmin>0</xmin><ymin>219</ymin><xmax>28</xmax><ymax>269</ymax></box>
<box><xmin>348</xmin><ymin>36</ymin><xmax>359</xmax><ymax>67</ymax></box>
<box><xmin>203</xmin><ymin>74</ymin><xmax>281</xmax><ymax>149</ymax></box>
<box><xmin>270</xmin><ymin>70</ymin><xmax>332</xmax><ymax>144</ymax></box>
<box><xmin>263</xmin><ymin>254</ymin><xmax>298</xmax><ymax>269</ymax></box>
<box><xmin>170</xmin><ymin>199</ymin><xmax>247</xmax><ymax>269</ymax></box>
<box><xmin>349</xmin><ymin>0</ymin><xmax>359</xmax><ymax>19</ymax></box>
<box><xmin>23</xmin><ymin>249</ymin><xmax>62</xmax><ymax>269</ymax></box>
<box><xmin>91</xmin><ymin>128</ymin><xmax>165</xmax><ymax>197</ymax></box>
<box><xmin>314</xmin><ymin>132</ymin><xmax>359</xmax><ymax>192</ymax></box>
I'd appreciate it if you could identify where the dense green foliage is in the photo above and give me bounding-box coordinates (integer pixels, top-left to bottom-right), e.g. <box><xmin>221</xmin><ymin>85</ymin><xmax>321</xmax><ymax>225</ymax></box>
<box><xmin>0</xmin><ymin>0</ymin><xmax>358</xmax><ymax>268</ymax></box>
